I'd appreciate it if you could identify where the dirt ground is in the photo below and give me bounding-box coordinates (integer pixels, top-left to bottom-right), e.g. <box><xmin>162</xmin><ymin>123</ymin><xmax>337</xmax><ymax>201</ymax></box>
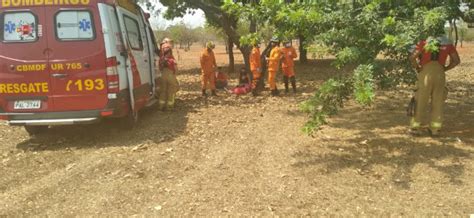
<box><xmin>0</xmin><ymin>43</ymin><xmax>473</xmax><ymax>216</ymax></box>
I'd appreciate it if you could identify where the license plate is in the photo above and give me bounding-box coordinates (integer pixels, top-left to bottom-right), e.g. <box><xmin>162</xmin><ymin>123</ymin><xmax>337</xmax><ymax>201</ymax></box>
<box><xmin>14</xmin><ymin>100</ymin><xmax>41</xmax><ymax>110</ymax></box>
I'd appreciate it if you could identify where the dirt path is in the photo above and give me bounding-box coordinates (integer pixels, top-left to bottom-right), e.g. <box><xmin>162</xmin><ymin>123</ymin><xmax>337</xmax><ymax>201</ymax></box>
<box><xmin>0</xmin><ymin>45</ymin><xmax>473</xmax><ymax>216</ymax></box>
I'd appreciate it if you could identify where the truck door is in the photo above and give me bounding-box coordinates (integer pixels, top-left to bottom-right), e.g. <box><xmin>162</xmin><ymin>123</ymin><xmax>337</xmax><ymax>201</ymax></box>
<box><xmin>0</xmin><ymin>8</ymin><xmax>53</xmax><ymax>113</ymax></box>
<box><xmin>141</xmin><ymin>10</ymin><xmax>159</xmax><ymax>94</ymax></box>
<box><xmin>45</xmin><ymin>6</ymin><xmax>108</xmax><ymax>111</ymax></box>
<box><xmin>116</xmin><ymin>7</ymin><xmax>152</xmax><ymax>111</ymax></box>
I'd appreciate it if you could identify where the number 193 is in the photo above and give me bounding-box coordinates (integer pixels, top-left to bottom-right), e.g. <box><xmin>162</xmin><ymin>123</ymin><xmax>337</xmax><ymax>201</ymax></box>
<box><xmin>66</xmin><ymin>79</ymin><xmax>105</xmax><ymax>92</ymax></box>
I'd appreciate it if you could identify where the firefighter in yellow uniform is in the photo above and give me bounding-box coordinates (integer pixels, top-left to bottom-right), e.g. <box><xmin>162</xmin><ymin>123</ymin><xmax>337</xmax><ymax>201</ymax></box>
<box><xmin>157</xmin><ymin>46</ymin><xmax>179</xmax><ymax>111</ymax></box>
<box><xmin>200</xmin><ymin>41</ymin><xmax>218</xmax><ymax>97</ymax></box>
<box><xmin>409</xmin><ymin>34</ymin><xmax>460</xmax><ymax>136</ymax></box>
<box><xmin>267</xmin><ymin>37</ymin><xmax>282</xmax><ymax>96</ymax></box>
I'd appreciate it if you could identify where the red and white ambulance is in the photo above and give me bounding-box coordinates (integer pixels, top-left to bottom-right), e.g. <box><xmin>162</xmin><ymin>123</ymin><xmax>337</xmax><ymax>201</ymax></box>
<box><xmin>0</xmin><ymin>0</ymin><xmax>160</xmax><ymax>135</ymax></box>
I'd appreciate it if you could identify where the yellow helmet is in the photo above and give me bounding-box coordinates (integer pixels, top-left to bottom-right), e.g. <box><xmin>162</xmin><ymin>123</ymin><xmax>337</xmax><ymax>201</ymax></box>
<box><xmin>162</xmin><ymin>37</ymin><xmax>173</xmax><ymax>44</ymax></box>
<box><xmin>206</xmin><ymin>41</ymin><xmax>215</xmax><ymax>49</ymax></box>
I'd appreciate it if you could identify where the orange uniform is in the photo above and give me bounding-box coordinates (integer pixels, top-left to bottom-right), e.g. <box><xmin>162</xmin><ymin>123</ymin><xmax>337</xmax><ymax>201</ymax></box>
<box><xmin>267</xmin><ymin>46</ymin><xmax>282</xmax><ymax>90</ymax></box>
<box><xmin>249</xmin><ymin>47</ymin><xmax>261</xmax><ymax>88</ymax></box>
<box><xmin>200</xmin><ymin>48</ymin><xmax>217</xmax><ymax>90</ymax></box>
<box><xmin>281</xmin><ymin>46</ymin><xmax>297</xmax><ymax>77</ymax></box>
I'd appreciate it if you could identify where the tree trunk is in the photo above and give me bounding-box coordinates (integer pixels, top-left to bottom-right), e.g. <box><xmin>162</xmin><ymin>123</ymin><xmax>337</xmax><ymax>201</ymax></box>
<box><xmin>228</xmin><ymin>37</ymin><xmax>235</xmax><ymax>74</ymax></box>
<box><xmin>448</xmin><ymin>20</ymin><xmax>454</xmax><ymax>42</ymax></box>
<box><xmin>298</xmin><ymin>34</ymin><xmax>308</xmax><ymax>63</ymax></box>
<box><xmin>187</xmin><ymin>1</ymin><xmax>245</xmax><ymax>74</ymax></box>
<box><xmin>224</xmin><ymin>38</ymin><xmax>229</xmax><ymax>54</ymax></box>
<box><xmin>258</xmin><ymin>42</ymin><xmax>273</xmax><ymax>87</ymax></box>
<box><xmin>453</xmin><ymin>19</ymin><xmax>459</xmax><ymax>47</ymax></box>
<box><xmin>187</xmin><ymin>42</ymin><xmax>192</xmax><ymax>51</ymax></box>
<box><xmin>239</xmin><ymin>46</ymin><xmax>251</xmax><ymax>76</ymax></box>
<box><xmin>250</xmin><ymin>17</ymin><xmax>257</xmax><ymax>33</ymax></box>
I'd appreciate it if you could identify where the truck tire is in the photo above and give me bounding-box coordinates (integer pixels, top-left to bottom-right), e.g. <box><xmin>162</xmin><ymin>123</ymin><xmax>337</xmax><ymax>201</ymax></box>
<box><xmin>24</xmin><ymin>126</ymin><xmax>48</xmax><ymax>136</ymax></box>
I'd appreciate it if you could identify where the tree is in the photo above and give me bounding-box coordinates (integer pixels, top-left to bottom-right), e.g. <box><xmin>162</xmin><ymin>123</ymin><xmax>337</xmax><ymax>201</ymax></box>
<box><xmin>160</xmin><ymin>0</ymin><xmax>261</xmax><ymax>73</ymax></box>
<box><xmin>225</xmin><ymin>0</ymin><xmax>474</xmax><ymax>134</ymax></box>
<box><xmin>167</xmin><ymin>23</ymin><xmax>198</xmax><ymax>50</ymax></box>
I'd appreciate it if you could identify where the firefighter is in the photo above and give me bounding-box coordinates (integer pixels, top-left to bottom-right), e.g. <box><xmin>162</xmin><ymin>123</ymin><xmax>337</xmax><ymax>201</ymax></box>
<box><xmin>157</xmin><ymin>46</ymin><xmax>179</xmax><ymax>111</ymax></box>
<box><xmin>156</xmin><ymin>37</ymin><xmax>174</xmax><ymax>106</ymax></box>
<box><xmin>200</xmin><ymin>41</ymin><xmax>218</xmax><ymax>97</ymax></box>
<box><xmin>250</xmin><ymin>40</ymin><xmax>262</xmax><ymax>92</ymax></box>
<box><xmin>160</xmin><ymin>38</ymin><xmax>173</xmax><ymax>58</ymax></box>
<box><xmin>161</xmin><ymin>37</ymin><xmax>180</xmax><ymax>60</ymax></box>
<box><xmin>267</xmin><ymin>37</ymin><xmax>282</xmax><ymax>96</ymax></box>
<box><xmin>409</xmin><ymin>30</ymin><xmax>460</xmax><ymax>136</ymax></box>
<box><xmin>215</xmin><ymin>67</ymin><xmax>228</xmax><ymax>90</ymax></box>
<box><xmin>281</xmin><ymin>40</ymin><xmax>298</xmax><ymax>94</ymax></box>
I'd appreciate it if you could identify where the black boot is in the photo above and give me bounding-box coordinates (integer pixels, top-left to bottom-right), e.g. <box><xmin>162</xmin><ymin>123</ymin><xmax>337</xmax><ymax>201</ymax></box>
<box><xmin>271</xmin><ymin>88</ymin><xmax>280</xmax><ymax>96</ymax></box>
<box><xmin>283</xmin><ymin>76</ymin><xmax>289</xmax><ymax>94</ymax></box>
<box><xmin>252</xmin><ymin>89</ymin><xmax>259</xmax><ymax>96</ymax></box>
<box><xmin>271</xmin><ymin>89</ymin><xmax>277</xmax><ymax>96</ymax></box>
<box><xmin>290</xmin><ymin>76</ymin><xmax>297</xmax><ymax>93</ymax></box>
<box><xmin>202</xmin><ymin>89</ymin><xmax>207</xmax><ymax>97</ymax></box>
<box><xmin>211</xmin><ymin>90</ymin><xmax>218</xmax><ymax>96</ymax></box>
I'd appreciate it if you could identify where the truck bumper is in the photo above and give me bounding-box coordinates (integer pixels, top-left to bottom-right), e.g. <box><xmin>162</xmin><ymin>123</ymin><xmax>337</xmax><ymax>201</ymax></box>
<box><xmin>0</xmin><ymin>110</ymin><xmax>102</xmax><ymax>126</ymax></box>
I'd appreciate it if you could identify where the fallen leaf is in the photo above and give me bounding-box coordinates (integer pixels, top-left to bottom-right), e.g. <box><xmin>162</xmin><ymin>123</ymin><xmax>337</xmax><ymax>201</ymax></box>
<box><xmin>66</xmin><ymin>163</ymin><xmax>76</xmax><ymax>171</ymax></box>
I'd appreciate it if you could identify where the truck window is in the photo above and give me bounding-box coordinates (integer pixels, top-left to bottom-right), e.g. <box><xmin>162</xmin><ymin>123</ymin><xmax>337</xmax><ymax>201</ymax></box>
<box><xmin>55</xmin><ymin>10</ymin><xmax>95</xmax><ymax>41</ymax></box>
<box><xmin>1</xmin><ymin>12</ymin><xmax>37</xmax><ymax>42</ymax></box>
<box><xmin>123</xmin><ymin>16</ymin><xmax>143</xmax><ymax>50</ymax></box>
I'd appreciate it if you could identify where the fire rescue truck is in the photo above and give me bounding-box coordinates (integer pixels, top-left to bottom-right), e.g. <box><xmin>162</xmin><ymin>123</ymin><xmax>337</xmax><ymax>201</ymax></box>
<box><xmin>0</xmin><ymin>0</ymin><xmax>160</xmax><ymax>135</ymax></box>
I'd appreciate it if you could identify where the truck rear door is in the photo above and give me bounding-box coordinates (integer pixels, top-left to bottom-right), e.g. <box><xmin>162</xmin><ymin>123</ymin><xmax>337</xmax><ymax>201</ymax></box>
<box><xmin>116</xmin><ymin>6</ymin><xmax>153</xmax><ymax>110</ymax></box>
<box><xmin>45</xmin><ymin>5</ymin><xmax>108</xmax><ymax>111</ymax></box>
<box><xmin>0</xmin><ymin>8</ymin><xmax>52</xmax><ymax>113</ymax></box>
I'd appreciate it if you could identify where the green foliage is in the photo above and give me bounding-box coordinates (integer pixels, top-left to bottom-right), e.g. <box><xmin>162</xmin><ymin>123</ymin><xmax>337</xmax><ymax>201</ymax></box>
<box><xmin>166</xmin><ymin>23</ymin><xmax>199</xmax><ymax>49</ymax></box>
<box><xmin>464</xmin><ymin>8</ymin><xmax>474</xmax><ymax>22</ymax></box>
<box><xmin>353</xmin><ymin>64</ymin><xmax>375</xmax><ymax>106</ymax></box>
<box><xmin>300</xmin><ymin>77</ymin><xmax>353</xmax><ymax>135</ymax></box>
<box><xmin>307</xmin><ymin>43</ymin><xmax>331</xmax><ymax>59</ymax></box>
<box><xmin>239</xmin><ymin>33</ymin><xmax>261</xmax><ymax>46</ymax></box>
<box><xmin>422</xmin><ymin>7</ymin><xmax>449</xmax><ymax>35</ymax></box>
<box><xmin>195</xmin><ymin>0</ymin><xmax>472</xmax><ymax>134</ymax></box>
<box><xmin>333</xmin><ymin>47</ymin><xmax>362</xmax><ymax>69</ymax></box>
<box><xmin>424</xmin><ymin>37</ymin><xmax>441</xmax><ymax>53</ymax></box>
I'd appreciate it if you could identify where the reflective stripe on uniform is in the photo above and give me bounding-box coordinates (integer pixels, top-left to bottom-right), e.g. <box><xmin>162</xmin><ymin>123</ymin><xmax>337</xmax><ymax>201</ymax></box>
<box><xmin>167</xmin><ymin>96</ymin><xmax>175</xmax><ymax>107</ymax></box>
<box><xmin>410</xmin><ymin>117</ymin><xmax>421</xmax><ymax>129</ymax></box>
<box><xmin>430</xmin><ymin>121</ymin><xmax>442</xmax><ymax>129</ymax></box>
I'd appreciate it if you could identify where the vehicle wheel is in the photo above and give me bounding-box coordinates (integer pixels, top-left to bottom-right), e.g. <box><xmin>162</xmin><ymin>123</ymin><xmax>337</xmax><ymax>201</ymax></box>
<box><xmin>24</xmin><ymin>126</ymin><xmax>48</xmax><ymax>136</ymax></box>
<box><xmin>120</xmin><ymin>107</ymin><xmax>139</xmax><ymax>130</ymax></box>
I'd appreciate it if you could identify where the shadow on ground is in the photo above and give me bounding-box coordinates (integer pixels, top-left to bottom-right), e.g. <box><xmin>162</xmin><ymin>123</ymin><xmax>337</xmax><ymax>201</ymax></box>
<box><xmin>16</xmin><ymin>102</ymin><xmax>192</xmax><ymax>152</ymax></box>
<box><xmin>292</xmin><ymin>85</ymin><xmax>474</xmax><ymax>189</ymax></box>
